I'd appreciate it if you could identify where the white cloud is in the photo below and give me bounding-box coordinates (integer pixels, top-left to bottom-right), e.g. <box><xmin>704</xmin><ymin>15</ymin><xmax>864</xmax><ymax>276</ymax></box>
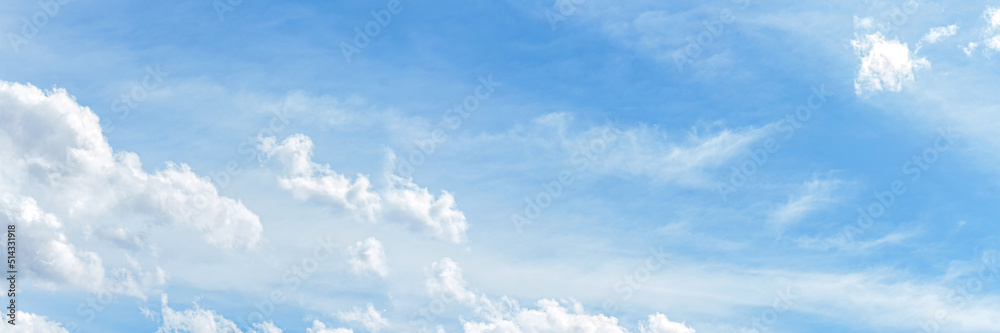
<box><xmin>853</xmin><ymin>16</ymin><xmax>877</xmax><ymax>30</ymax></box>
<box><xmin>109</xmin><ymin>257</ymin><xmax>168</xmax><ymax>299</ymax></box>
<box><xmin>921</xmin><ymin>25</ymin><xmax>959</xmax><ymax>44</ymax></box>
<box><xmin>982</xmin><ymin>7</ymin><xmax>1000</xmax><ymax>52</ymax></box>
<box><xmin>463</xmin><ymin>299</ymin><xmax>627</xmax><ymax>333</ymax></box>
<box><xmin>338</xmin><ymin>303</ymin><xmax>389</xmax><ymax>333</ymax></box>
<box><xmin>640</xmin><ymin>313</ymin><xmax>696</xmax><ymax>333</ymax></box>
<box><xmin>964</xmin><ymin>42</ymin><xmax>979</xmax><ymax>56</ymax></box>
<box><xmin>464</xmin><ymin>299</ymin><xmax>695</xmax><ymax>333</ymax></box>
<box><xmin>259</xmin><ymin>135</ymin><xmax>468</xmax><ymax>243</ymax></box>
<box><xmin>249</xmin><ymin>321</ymin><xmax>283</xmax><ymax>333</ymax></box>
<box><xmin>1</xmin><ymin>194</ymin><xmax>164</xmax><ymax>298</ymax></box>
<box><xmin>0</xmin><ymin>312</ymin><xmax>71</xmax><ymax>333</ymax></box>
<box><xmin>481</xmin><ymin>113</ymin><xmax>773</xmax><ymax>188</ymax></box>
<box><xmin>769</xmin><ymin>178</ymin><xmax>842</xmax><ymax>228</ymax></box>
<box><xmin>425</xmin><ymin>259</ymin><xmax>695</xmax><ymax>333</ymax></box>
<box><xmin>347</xmin><ymin>237</ymin><xmax>388</xmax><ymax>279</ymax></box>
<box><xmin>962</xmin><ymin>7</ymin><xmax>1000</xmax><ymax>56</ymax></box>
<box><xmin>306</xmin><ymin>320</ymin><xmax>354</xmax><ymax>333</ymax></box>
<box><xmin>0</xmin><ymin>80</ymin><xmax>263</xmax><ymax>250</ymax></box>
<box><xmin>426</xmin><ymin>258</ymin><xmax>478</xmax><ymax>305</ymax></box>
<box><xmin>156</xmin><ymin>294</ymin><xmax>242</xmax><ymax>333</ymax></box>
<box><xmin>153</xmin><ymin>295</ymin><xmax>358</xmax><ymax>333</ymax></box>
<box><xmin>98</xmin><ymin>226</ymin><xmax>147</xmax><ymax>251</ymax></box>
<box><xmin>138</xmin><ymin>162</ymin><xmax>263</xmax><ymax>249</ymax></box>
<box><xmin>257</xmin><ymin>134</ymin><xmax>381</xmax><ymax>222</ymax></box>
<box><xmin>562</xmin><ymin>121</ymin><xmax>771</xmax><ymax>187</ymax></box>
<box><xmin>796</xmin><ymin>230</ymin><xmax>917</xmax><ymax>252</ymax></box>
<box><xmin>852</xmin><ymin>32</ymin><xmax>929</xmax><ymax>94</ymax></box>
<box><xmin>382</xmin><ymin>156</ymin><xmax>469</xmax><ymax>243</ymax></box>
<box><xmin>0</xmin><ymin>194</ymin><xmax>105</xmax><ymax>292</ymax></box>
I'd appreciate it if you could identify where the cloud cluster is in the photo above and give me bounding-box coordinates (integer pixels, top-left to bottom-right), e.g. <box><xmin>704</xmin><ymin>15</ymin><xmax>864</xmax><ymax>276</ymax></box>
<box><xmin>151</xmin><ymin>294</ymin><xmax>356</xmax><ymax>333</ymax></box>
<box><xmin>0</xmin><ymin>80</ymin><xmax>262</xmax><ymax>298</ymax></box>
<box><xmin>338</xmin><ymin>303</ymin><xmax>389</xmax><ymax>333</ymax></box>
<box><xmin>0</xmin><ymin>312</ymin><xmax>72</xmax><ymax>333</ymax></box>
<box><xmin>425</xmin><ymin>258</ymin><xmax>479</xmax><ymax>305</ymax></box>
<box><xmin>852</xmin><ymin>32</ymin><xmax>929</xmax><ymax>94</ymax></box>
<box><xmin>305</xmin><ymin>320</ymin><xmax>354</xmax><ymax>333</ymax></box>
<box><xmin>156</xmin><ymin>294</ymin><xmax>242</xmax><ymax>333</ymax></box>
<box><xmin>0</xmin><ymin>80</ymin><xmax>263</xmax><ymax>250</ymax></box>
<box><xmin>972</xmin><ymin>6</ymin><xmax>1000</xmax><ymax>54</ymax></box>
<box><xmin>424</xmin><ymin>258</ymin><xmax>696</xmax><ymax>333</ymax></box>
<box><xmin>256</xmin><ymin>134</ymin><xmax>381</xmax><ymax>222</ymax></box>
<box><xmin>0</xmin><ymin>195</ymin><xmax>105</xmax><ymax>292</ymax></box>
<box><xmin>462</xmin><ymin>299</ymin><xmax>628</xmax><ymax>333</ymax></box>
<box><xmin>640</xmin><ymin>313</ymin><xmax>696</xmax><ymax>333</ymax></box>
<box><xmin>347</xmin><ymin>237</ymin><xmax>388</xmax><ymax>279</ymax></box>
<box><xmin>258</xmin><ymin>135</ymin><xmax>468</xmax><ymax>243</ymax></box>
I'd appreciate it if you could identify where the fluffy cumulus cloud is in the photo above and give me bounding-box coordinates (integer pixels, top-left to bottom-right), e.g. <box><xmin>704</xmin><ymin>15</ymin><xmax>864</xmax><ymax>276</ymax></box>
<box><xmin>426</xmin><ymin>258</ymin><xmax>479</xmax><ymax>305</ymax></box>
<box><xmin>382</xmin><ymin>166</ymin><xmax>468</xmax><ymax>244</ymax></box>
<box><xmin>258</xmin><ymin>135</ymin><xmax>468</xmax><ymax>243</ymax></box>
<box><xmin>256</xmin><ymin>134</ymin><xmax>381</xmax><ymax>222</ymax></box>
<box><xmin>155</xmin><ymin>294</ymin><xmax>355</xmax><ymax>333</ymax></box>
<box><xmin>347</xmin><ymin>237</ymin><xmax>388</xmax><ymax>279</ymax></box>
<box><xmin>422</xmin><ymin>259</ymin><xmax>696</xmax><ymax>333</ymax></box>
<box><xmin>463</xmin><ymin>299</ymin><xmax>627</xmax><ymax>333</ymax></box>
<box><xmin>980</xmin><ymin>6</ymin><xmax>1000</xmax><ymax>53</ymax></box>
<box><xmin>921</xmin><ymin>25</ymin><xmax>959</xmax><ymax>44</ymax></box>
<box><xmin>338</xmin><ymin>303</ymin><xmax>389</xmax><ymax>333</ymax></box>
<box><xmin>306</xmin><ymin>320</ymin><xmax>354</xmax><ymax>333</ymax></box>
<box><xmin>157</xmin><ymin>294</ymin><xmax>242</xmax><ymax>333</ymax></box>
<box><xmin>0</xmin><ymin>81</ymin><xmax>263</xmax><ymax>250</ymax></box>
<box><xmin>852</xmin><ymin>32</ymin><xmax>929</xmax><ymax>94</ymax></box>
<box><xmin>0</xmin><ymin>312</ymin><xmax>71</xmax><ymax>333</ymax></box>
<box><xmin>249</xmin><ymin>322</ymin><xmax>283</xmax><ymax>333</ymax></box>
<box><xmin>0</xmin><ymin>194</ymin><xmax>165</xmax><ymax>298</ymax></box>
<box><xmin>639</xmin><ymin>313</ymin><xmax>695</xmax><ymax>333</ymax></box>
<box><xmin>0</xmin><ymin>195</ymin><xmax>105</xmax><ymax>292</ymax></box>
<box><xmin>462</xmin><ymin>300</ymin><xmax>696</xmax><ymax>333</ymax></box>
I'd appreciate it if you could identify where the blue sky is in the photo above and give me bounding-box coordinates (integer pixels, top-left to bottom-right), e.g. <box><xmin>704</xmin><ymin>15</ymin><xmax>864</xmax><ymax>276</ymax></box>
<box><xmin>2</xmin><ymin>0</ymin><xmax>1000</xmax><ymax>332</ymax></box>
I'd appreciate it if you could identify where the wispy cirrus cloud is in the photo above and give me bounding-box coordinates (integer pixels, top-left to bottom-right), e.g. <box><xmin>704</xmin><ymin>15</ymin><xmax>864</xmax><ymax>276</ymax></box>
<box><xmin>769</xmin><ymin>176</ymin><xmax>845</xmax><ymax>229</ymax></box>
